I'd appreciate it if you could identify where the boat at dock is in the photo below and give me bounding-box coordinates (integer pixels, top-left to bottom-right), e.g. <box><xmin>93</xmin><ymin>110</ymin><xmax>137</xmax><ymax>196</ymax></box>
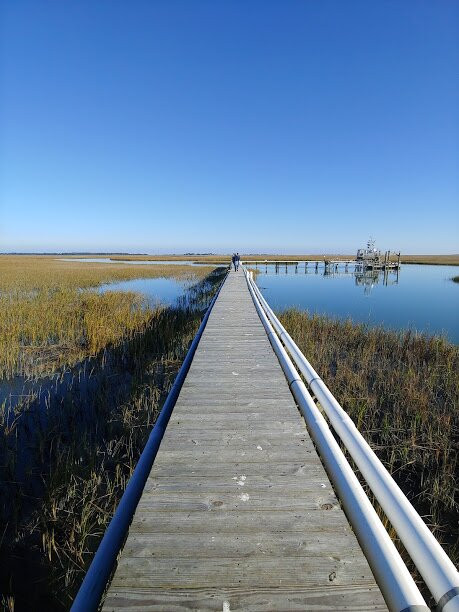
<box><xmin>354</xmin><ymin>238</ymin><xmax>400</xmax><ymax>270</ymax></box>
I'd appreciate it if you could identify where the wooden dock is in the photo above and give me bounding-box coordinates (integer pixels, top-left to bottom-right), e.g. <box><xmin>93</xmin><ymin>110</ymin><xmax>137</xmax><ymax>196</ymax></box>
<box><xmin>103</xmin><ymin>269</ymin><xmax>386</xmax><ymax>611</ymax></box>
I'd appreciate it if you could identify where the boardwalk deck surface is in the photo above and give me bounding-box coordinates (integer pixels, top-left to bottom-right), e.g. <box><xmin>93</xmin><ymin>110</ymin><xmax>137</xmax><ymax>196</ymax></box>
<box><xmin>104</xmin><ymin>269</ymin><xmax>386</xmax><ymax>611</ymax></box>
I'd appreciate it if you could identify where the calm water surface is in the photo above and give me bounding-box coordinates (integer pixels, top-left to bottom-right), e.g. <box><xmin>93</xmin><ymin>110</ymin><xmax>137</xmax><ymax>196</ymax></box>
<box><xmin>97</xmin><ymin>277</ymin><xmax>190</xmax><ymax>306</ymax></box>
<box><xmin>249</xmin><ymin>263</ymin><xmax>459</xmax><ymax>343</ymax></box>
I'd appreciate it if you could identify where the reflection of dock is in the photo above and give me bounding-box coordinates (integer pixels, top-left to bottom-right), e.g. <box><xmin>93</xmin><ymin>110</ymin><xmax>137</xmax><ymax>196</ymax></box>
<box><xmin>354</xmin><ymin>268</ymin><xmax>400</xmax><ymax>295</ymax></box>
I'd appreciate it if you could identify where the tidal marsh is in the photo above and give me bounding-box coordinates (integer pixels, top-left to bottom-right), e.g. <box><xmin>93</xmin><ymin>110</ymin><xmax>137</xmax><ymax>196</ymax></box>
<box><xmin>0</xmin><ymin>265</ymin><xmax>226</xmax><ymax>610</ymax></box>
<box><xmin>0</xmin><ymin>255</ymin><xmax>216</xmax><ymax>379</ymax></box>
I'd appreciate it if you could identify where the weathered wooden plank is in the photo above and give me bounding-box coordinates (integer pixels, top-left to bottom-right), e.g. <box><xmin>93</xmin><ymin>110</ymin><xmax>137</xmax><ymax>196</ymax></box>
<box><xmin>120</xmin><ymin>531</ymin><xmax>357</xmax><ymax>559</ymax></box>
<box><xmin>157</xmin><ymin>439</ymin><xmax>316</xmax><ymax>452</ymax></box>
<box><xmin>103</xmin><ymin>269</ymin><xmax>385</xmax><ymax>611</ymax></box>
<box><xmin>110</xmin><ymin>556</ymin><xmax>378</xmax><ymax>589</ymax></box>
<box><xmin>157</xmin><ymin>430</ymin><xmax>312</xmax><ymax>443</ymax></box>
<box><xmin>162</xmin><ymin>413</ymin><xmax>300</xmax><ymax>424</ymax></box>
<box><xmin>147</xmin><ymin>450</ymin><xmax>321</xmax><ymax>464</ymax></box>
<box><xmin>142</xmin><ymin>474</ymin><xmax>332</xmax><ymax>493</ymax></box>
<box><xmin>104</xmin><ymin>586</ymin><xmax>386</xmax><ymax>612</ymax></box>
<box><xmin>128</xmin><ymin>509</ymin><xmax>355</xmax><ymax>535</ymax></box>
<box><xmin>145</xmin><ymin>462</ymin><xmax>332</xmax><ymax>480</ymax></box>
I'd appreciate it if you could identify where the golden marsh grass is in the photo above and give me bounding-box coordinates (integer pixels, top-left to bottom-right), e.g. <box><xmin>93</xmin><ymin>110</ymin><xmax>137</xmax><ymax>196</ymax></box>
<box><xmin>0</xmin><ymin>255</ymin><xmax>216</xmax><ymax>379</ymax></box>
<box><xmin>279</xmin><ymin>309</ymin><xmax>459</xmax><ymax>568</ymax></box>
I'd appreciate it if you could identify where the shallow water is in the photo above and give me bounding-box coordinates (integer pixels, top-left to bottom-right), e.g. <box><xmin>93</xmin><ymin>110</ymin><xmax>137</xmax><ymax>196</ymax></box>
<box><xmin>97</xmin><ymin>276</ymin><xmax>190</xmax><ymax>306</ymax></box>
<box><xmin>249</xmin><ymin>263</ymin><xmax>459</xmax><ymax>343</ymax></box>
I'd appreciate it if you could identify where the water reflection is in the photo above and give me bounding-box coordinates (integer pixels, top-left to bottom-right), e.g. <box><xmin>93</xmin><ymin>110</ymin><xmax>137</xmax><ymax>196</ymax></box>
<box><xmin>97</xmin><ymin>276</ymin><xmax>189</xmax><ymax>306</ymax></box>
<box><xmin>354</xmin><ymin>270</ymin><xmax>396</xmax><ymax>295</ymax></box>
<box><xmin>326</xmin><ymin>266</ymin><xmax>400</xmax><ymax>296</ymax></box>
<box><xmin>250</xmin><ymin>260</ymin><xmax>400</xmax><ymax>296</ymax></box>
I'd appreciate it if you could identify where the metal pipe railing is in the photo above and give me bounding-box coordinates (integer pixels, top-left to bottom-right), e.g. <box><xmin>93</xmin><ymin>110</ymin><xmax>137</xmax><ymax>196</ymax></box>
<box><xmin>244</xmin><ymin>268</ymin><xmax>428</xmax><ymax>611</ymax></box>
<box><xmin>71</xmin><ymin>271</ymin><xmax>228</xmax><ymax>612</ymax></box>
<box><xmin>245</xmin><ymin>267</ymin><xmax>459</xmax><ymax>612</ymax></box>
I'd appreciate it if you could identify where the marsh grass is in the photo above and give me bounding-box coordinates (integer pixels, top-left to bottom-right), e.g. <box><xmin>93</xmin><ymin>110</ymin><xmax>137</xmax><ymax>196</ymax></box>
<box><xmin>400</xmin><ymin>254</ymin><xmax>459</xmax><ymax>265</ymax></box>
<box><xmin>279</xmin><ymin>309</ymin><xmax>459</xmax><ymax>570</ymax></box>
<box><xmin>0</xmin><ymin>255</ymin><xmax>216</xmax><ymax>379</ymax></box>
<box><xmin>0</xmin><ymin>266</ymin><xmax>226</xmax><ymax>610</ymax></box>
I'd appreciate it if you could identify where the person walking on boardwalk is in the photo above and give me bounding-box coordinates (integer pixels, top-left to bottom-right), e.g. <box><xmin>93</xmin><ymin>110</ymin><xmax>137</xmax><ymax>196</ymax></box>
<box><xmin>231</xmin><ymin>253</ymin><xmax>237</xmax><ymax>271</ymax></box>
<box><xmin>235</xmin><ymin>252</ymin><xmax>240</xmax><ymax>271</ymax></box>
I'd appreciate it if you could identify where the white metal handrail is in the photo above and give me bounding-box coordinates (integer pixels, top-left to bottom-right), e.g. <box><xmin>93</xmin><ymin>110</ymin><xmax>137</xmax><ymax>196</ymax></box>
<box><xmin>243</xmin><ymin>266</ymin><xmax>459</xmax><ymax>612</ymax></box>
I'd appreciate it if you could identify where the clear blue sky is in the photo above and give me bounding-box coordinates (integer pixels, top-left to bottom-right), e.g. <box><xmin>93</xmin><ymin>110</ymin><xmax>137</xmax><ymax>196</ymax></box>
<box><xmin>1</xmin><ymin>1</ymin><xmax>458</xmax><ymax>254</ymax></box>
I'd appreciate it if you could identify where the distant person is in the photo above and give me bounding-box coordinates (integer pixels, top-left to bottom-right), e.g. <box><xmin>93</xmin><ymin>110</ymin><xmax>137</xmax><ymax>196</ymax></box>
<box><xmin>231</xmin><ymin>253</ymin><xmax>237</xmax><ymax>272</ymax></box>
<box><xmin>235</xmin><ymin>252</ymin><xmax>240</xmax><ymax>271</ymax></box>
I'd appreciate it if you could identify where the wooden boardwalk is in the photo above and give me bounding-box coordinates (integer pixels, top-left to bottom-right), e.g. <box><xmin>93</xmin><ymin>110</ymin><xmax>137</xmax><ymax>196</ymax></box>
<box><xmin>104</xmin><ymin>269</ymin><xmax>386</xmax><ymax>611</ymax></box>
